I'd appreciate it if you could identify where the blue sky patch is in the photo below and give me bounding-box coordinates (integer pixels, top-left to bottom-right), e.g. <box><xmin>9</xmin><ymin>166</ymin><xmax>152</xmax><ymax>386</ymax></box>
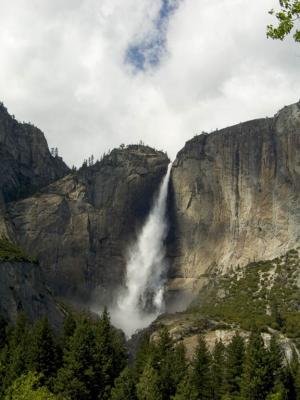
<box><xmin>125</xmin><ymin>0</ymin><xmax>182</xmax><ymax>71</ymax></box>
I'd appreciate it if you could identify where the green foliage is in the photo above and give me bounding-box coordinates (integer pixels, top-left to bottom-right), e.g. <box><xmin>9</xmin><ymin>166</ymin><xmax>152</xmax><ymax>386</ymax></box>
<box><xmin>4</xmin><ymin>372</ymin><xmax>62</xmax><ymax>400</ymax></box>
<box><xmin>133</xmin><ymin>333</ymin><xmax>155</xmax><ymax>379</ymax></box>
<box><xmin>1</xmin><ymin>308</ymin><xmax>300</xmax><ymax>400</ymax></box>
<box><xmin>132</xmin><ymin>327</ymin><xmax>187</xmax><ymax>400</ymax></box>
<box><xmin>268</xmin><ymin>335</ymin><xmax>284</xmax><ymax>387</ymax></box>
<box><xmin>61</xmin><ymin>313</ymin><xmax>76</xmax><ymax>345</ymax></box>
<box><xmin>55</xmin><ymin>317</ymin><xmax>100</xmax><ymax>399</ymax></box>
<box><xmin>171</xmin><ymin>374</ymin><xmax>197</xmax><ymax>400</ymax></box>
<box><xmin>0</xmin><ymin>236</ymin><xmax>38</xmax><ymax>263</ymax></box>
<box><xmin>0</xmin><ymin>309</ymin><xmax>127</xmax><ymax>400</ymax></box>
<box><xmin>241</xmin><ymin>332</ymin><xmax>274</xmax><ymax>400</ymax></box>
<box><xmin>211</xmin><ymin>340</ymin><xmax>226</xmax><ymax>400</ymax></box>
<box><xmin>190</xmin><ymin>336</ymin><xmax>212</xmax><ymax>399</ymax></box>
<box><xmin>110</xmin><ymin>367</ymin><xmax>137</xmax><ymax>400</ymax></box>
<box><xmin>192</xmin><ymin>249</ymin><xmax>300</xmax><ymax>337</ymax></box>
<box><xmin>267</xmin><ymin>1</ymin><xmax>300</xmax><ymax>42</ymax></box>
<box><xmin>1</xmin><ymin>313</ymin><xmax>32</xmax><ymax>393</ymax></box>
<box><xmin>54</xmin><ymin>309</ymin><xmax>127</xmax><ymax>400</ymax></box>
<box><xmin>29</xmin><ymin>318</ymin><xmax>61</xmax><ymax>387</ymax></box>
<box><xmin>285</xmin><ymin>349</ymin><xmax>300</xmax><ymax>399</ymax></box>
<box><xmin>136</xmin><ymin>361</ymin><xmax>162</xmax><ymax>400</ymax></box>
<box><xmin>224</xmin><ymin>333</ymin><xmax>245</xmax><ymax>396</ymax></box>
<box><xmin>93</xmin><ymin>307</ymin><xmax>127</xmax><ymax>397</ymax></box>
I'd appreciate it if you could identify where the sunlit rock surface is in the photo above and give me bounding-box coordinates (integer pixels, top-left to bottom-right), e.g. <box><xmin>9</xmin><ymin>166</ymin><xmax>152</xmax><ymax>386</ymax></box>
<box><xmin>167</xmin><ymin>101</ymin><xmax>300</xmax><ymax>294</ymax></box>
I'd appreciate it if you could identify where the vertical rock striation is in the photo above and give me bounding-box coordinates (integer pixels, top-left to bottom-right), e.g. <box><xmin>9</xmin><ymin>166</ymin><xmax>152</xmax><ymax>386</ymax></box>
<box><xmin>167</xmin><ymin>101</ymin><xmax>300</xmax><ymax>294</ymax></box>
<box><xmin>0</xmin><ymin>261</ymin><xmax>64</xmax><ymax>328</ymax></box>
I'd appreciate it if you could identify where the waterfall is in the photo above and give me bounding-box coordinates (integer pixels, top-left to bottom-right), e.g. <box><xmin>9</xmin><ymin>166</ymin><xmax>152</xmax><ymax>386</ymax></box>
<box><xmin>111</xmin><ymin>163</ymin><xmax>172</xmax><ymax>337</ymax></box>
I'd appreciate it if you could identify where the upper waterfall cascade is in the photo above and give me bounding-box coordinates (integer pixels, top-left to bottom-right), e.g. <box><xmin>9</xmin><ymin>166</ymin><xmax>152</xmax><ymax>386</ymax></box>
<box><xmin>111</xmin><ymin>163</ymin><xmax>172</xmax><ymax>336</ymax></box>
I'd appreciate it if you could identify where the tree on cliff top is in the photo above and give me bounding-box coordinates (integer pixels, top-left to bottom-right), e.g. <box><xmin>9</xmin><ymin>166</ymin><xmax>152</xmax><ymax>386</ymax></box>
<box><xmin>267</xmin><ymin>0</ymin><xmax>300</xmax><ymax>42</ymax></box>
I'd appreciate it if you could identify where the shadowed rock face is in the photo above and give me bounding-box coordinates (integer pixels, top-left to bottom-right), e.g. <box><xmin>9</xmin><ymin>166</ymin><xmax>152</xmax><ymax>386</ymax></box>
<box><xmin>0</xmin><ymin>102</ymin><xmax>169</xmax><ymax>321</ymax></box>
<box><xmin>167</xmin><ymin>101</ymin><xmax>300</xmax><ymax>295</ymax></box>
<box><xmin>0</xmin><ymin>103</ymin><xmax>69</xmax><ymax>204</ymax></box>
<box><xmin>0</xmin><ymin>261</ymin><xmax>63</xmax><ymax>329</ymax></box>
<box><xmin>6</xmin><ymin>146</ymin><xmax>169</xmax><ymax>303</ymax></box>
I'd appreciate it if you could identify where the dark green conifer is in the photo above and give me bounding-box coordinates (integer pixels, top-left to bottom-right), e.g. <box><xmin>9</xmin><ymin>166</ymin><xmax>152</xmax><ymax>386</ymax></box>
<box><xmin>94</xmin><ymin>308</ymin><xmax>127</xmax><ymax>399</ymax></box>
<box><xmin>172</xmin><ymin>373</ymin><xmax>197</xmax><ymax>400</ymax></box>
<box><xmin>224</xmin><ymin>332</ymin><xmax>245</xmax><ymax>396</ymax></box>
<box><xmin>29</xmin><ymin>317</ymin><xmax>61</xmax><ymax>385</ymax></box>
<box><xmin>285</xmin><ymin>348</ymin><xmax>300</xmax><ymax>400</ymax></box>
<box><xmin>211</xmin><ymin>340</ymin><xmax>226</xmax><ymax>400</ymax></box>
<box><xmin>241</xmin><ymin>331</ymin><xmax>273</xmax><ymax>400</ymax></box>
<box><xmin>61</xmin><ymin>313</ymin><xmax>76</xmax><ymax>349</ymax></box>
<box><xmin>133</xmin><ymin>333</ymin><xmax>155</xmax><ymax>379</ymax></box>
<box><xmin>136</xmin><ymin>361</ymin><xmax>162</xmax><ymax>400</ymax></box>
<box><xmin>171</xmin><ymin>342</ymin><xmax>187</xmax><ymax>389</ymax></box>
<box><xmin>110</xmin><ymin>367</ymin><xmax>137</xmax><ymax>400</ymax></box>
<box><xmin>55</xmin><ymin>317</ymin><xmax>97</xmax><ymax>400</ymax></box>
<box><xmin>268</xmin><ymin>335</ymin><xmax>284</xmax><ymax>390</ymax></box>
<box><xmin>153</xmin><ymin>327</ymin><xmax>175</xmax><ymax>399</ymax></box>
<box><xmin>190</xmin><ymin>335</ymin><xmax>212</xmax><ymax>399</ymax></box>
<box><xmin>3</xmin><ymin>313</ymin><xmax>31</xmax><ymax>390</ymax></box>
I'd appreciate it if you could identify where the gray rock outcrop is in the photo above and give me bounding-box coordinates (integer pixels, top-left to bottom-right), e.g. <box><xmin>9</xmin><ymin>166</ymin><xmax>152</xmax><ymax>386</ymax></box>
<box><xmin>167</xmin><ymin>101</ymin><xmax>300</xmax><ymax>294</ymax></box>
<box><xmin>0</xmin><ymin>261</ymin><xmax>63</xmax><ymax>329</ymax></box>
<box><xmin>0</xmin><ymin>102</ymin><xmax>69</xmax><ymax>204</ymax></box>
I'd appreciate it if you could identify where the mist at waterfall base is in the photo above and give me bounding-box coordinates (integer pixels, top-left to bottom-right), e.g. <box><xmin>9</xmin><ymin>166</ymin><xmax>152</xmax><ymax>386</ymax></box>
<box><xmin>110</xmin><ymin>164</ymin><xmax>172</xmax><ymax>337</ymax></box>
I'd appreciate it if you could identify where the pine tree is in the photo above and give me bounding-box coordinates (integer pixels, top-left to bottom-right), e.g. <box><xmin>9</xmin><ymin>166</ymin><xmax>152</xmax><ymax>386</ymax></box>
<box><xmin>270</xmin><ymin>302</ymin><xmax>284</xmax><ymax>330</ymax></box>
<box><xmin>110</xmin><ymin>367</ymin><xmax>137</xmax><ymax>400</ymax></box>
<box><xmin>153</xmin><ymin>328</ymin><xmax>186</xmax><ymax>400</ymax></box>
<box><xmin>268</xmin><ymin>335</ymin><xmax>284</xmax><ymax>392</ymax></box>
<box><xmin>29</xmin><ymin>318</ymin><xmax>61</xmax><ymax>386</ymax></box>
<box><xmin>171</xmin><ymin>343</ymin><xmax>187</xmax><ymax>390</ymax></box>
<box><xmin>94</xmin><ymin>308</ymin><xmax>127</xmax><ymax>398</ymax></box>
<box><xmin>133</xmin><ymin>333</ymin><xmax>155</xmax><ymax>379</ymax></box>
<box><xmin>224</xmin><ymin>332</ymin><xmax>245</xmax><ymax>396</ymax></box>
<box><xmin>241</xmin><ymin>332</ymin><xmax>273</xmax><ymax>400</ymax></box>
<box><xmin>211</xmin><ymin>340</ymin><xmax>226</xmax><ymax>400</ymax></box>
<box><xmin>55</xmin><ymin>318</ymin><xmax>97</xmax><ymax>400</ymax></box>
<box><xmin>172</xmin><ymin>373</ymin><xmax>197</xmax><ymax>400</ymax></box>
<box><xmin>153</xmin><ymin>327</ymin><xmax>174</xmax><ymax>399</ymax></box>
<box><xmin>136</xmin><ymin>361</ymin><xmax>162</xmax><ymax>400</ymax></box>
<box><xmin>61</xmin><ymin>313</ymin><xmax>76</xmax><ymax>350</ymax></box>
<box><xmin>285</xmin><ymin>349</ymin><xmax>300</xmax><ymax>400</ymax></box>
<box><xmin>190</xmin><ymin>335</ymin><xmax>212</xmax><ymax>399</ymax></box>
<box><xmin>2</xmin><ymin>313</ymin><xmax>31</xmax><ymax>391</ymax></box>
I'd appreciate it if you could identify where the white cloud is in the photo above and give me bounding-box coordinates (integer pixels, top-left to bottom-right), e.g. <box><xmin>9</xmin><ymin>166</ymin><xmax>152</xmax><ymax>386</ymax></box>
<box><xmin>0</xmin><ymin>0</ymin><xmax>299</xmax><ymax>166</ymax></box>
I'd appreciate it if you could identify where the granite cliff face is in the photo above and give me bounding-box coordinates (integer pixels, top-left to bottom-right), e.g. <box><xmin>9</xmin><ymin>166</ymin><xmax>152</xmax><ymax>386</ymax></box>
<box><xmin>2</xmin><ymin>99</ymin><xmax>300</xmax><ymax>324</ymax></box>
<box><xmin>167</xmin><ymin>101</ymin><xmax>300</xmax><ymax>295</ymax></box>
<box><xmin>4</xmin><ymin>146</ymin><xmax>169</xmax><ymax>302</ymax></box>
<box><xmin>0</xmin><ymin>261</ymin><xmax>63</xmax><ymax>329</ymax></box>
<box><xmin>0</xmin><ymin>103</ymin><xmax>69</xmax><ymax>204</ymax></box>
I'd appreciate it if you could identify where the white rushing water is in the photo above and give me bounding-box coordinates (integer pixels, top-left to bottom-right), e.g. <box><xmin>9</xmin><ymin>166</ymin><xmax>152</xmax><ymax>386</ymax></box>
<box><xmin>111</xmin><ymin>163</ymin><xmax>172</xmax><ymax>337</ymax></box>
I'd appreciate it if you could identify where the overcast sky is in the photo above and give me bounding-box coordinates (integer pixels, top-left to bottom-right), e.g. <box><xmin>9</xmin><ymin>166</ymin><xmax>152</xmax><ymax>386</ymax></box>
<box><xmin>1</xmin><ymin>0</ymin><xmax>300</xmax><ymax>167</ymax></box>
